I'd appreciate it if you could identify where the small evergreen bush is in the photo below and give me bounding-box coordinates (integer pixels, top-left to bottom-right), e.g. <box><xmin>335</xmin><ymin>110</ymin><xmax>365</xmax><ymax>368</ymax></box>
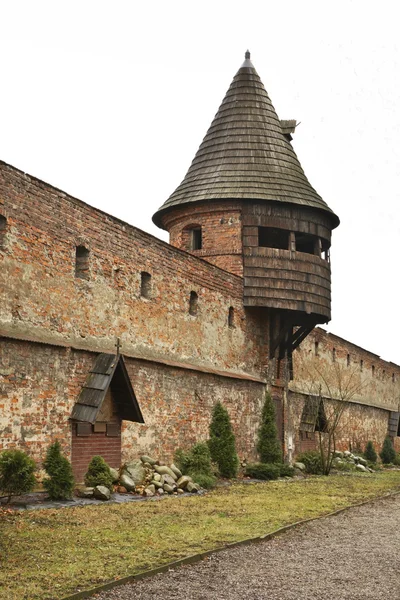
<box><xmin>257</xmin><ymin>392</ymin><xmax>282</xmax><ymax>464</ymax></box>
<box><xmin>175</xmin><ymin>443</ymin><xmax>216</xmax><ymax>488</ymax></box>
<box><xmin>208</xmin><ymin>402</ymin><xmax>239</xmax><ymax>478</ymax></box>
<box><xmin>296</xmin><ymin>451</ymin><xmax>323</xmax><ymax>474</ymax></box>
<box><xmin>43</xmin><ymin>440</ymin><xmax>74</xmax><ymax>500</ymax></box>
<box><xmin>245</xmin><ymin>462</ymin><xmax>280</xmax><ymax>480</ymax></box>
<box><xmin>279</xmin><ymin>463</ymin><xmax>295</xmax><ymax>477</ymax></box>
<box><xmin>364</xmin><ymin>440</ymin><xmax>377</xmax><ymax>463</ymax></box>
<box><xmin>0</xmin><ymin>449</ymin><xmax>36</xmax><ymax>503</ymax></box>
<box><xmin>380</xmin><ymin>437</ymin><xmax>396</xmax><ymax>464</ymax></box>
<box><xmin>84</xmin><ymin>456</ymin><xmax>113</xmax><ymax>490</ymax></box>
<box><xmin>393</xmin><ymin>453</ymin><xmax>400</xmax><ymax>467</ymax></box>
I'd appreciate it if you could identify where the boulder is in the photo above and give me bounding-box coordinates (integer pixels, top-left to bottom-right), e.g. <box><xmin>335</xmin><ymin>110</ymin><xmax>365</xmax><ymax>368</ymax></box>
<box><xmin>333</xmin><ymin>451</ymin><xmax>344</xmax><ymax>458</ymax></box>
<box><xmin>163</xmin><ymin>483</ymin><xmax>176</xmax><ymax>493</ymax></box>
<box><xmin>143</xmin><ymin>462</ymin><xmax>154</xmax><ymax>470</ymax></box>
<box><xmin>356</xmin><ymin>464</ymin><xmax>368</xmax><ymax>473</ymax></box>
<box><xmin>140</xmin><ymin>455</ymin><xmax>158</xmax><ymax>466</ymax></box>
<box><xmin>116</xmin><ymin>486</ymin><xmax>128</xmax><ymax>494</ymax></box>
<box><xmin>76</xmin><ymin>486</ymin><xmax>94</xmax><ymax>498</ymax></box>
<box><xmin>157</xmin><ymin>488</ymin><xmax>165</xmax><ymax>495</ymax></box>
<box><xmin>155</xmin><ymin>465</ymin><xmax>178</xmax><ymax>480</ymax></box>
<box><xmin>358</xmin><ymin>457</ymin><xmax>368</xmax><ymax>466</ymax></box>
<box><xmin>343</xmin><ymin>451</ymin><xmax>352</xmax><ymax>458</ymax></box>
<box><xmin>120</xmin><ymin>473</ymin><xmax>136</xmax><ymax>492</ymax></box>
<box><xmin>124</xmin><ymin>460</ymin><xmax>146</xmax><ymax>484</ymax></box>
<box><xmin>93</xmin><ymin>485</ymin><xmax>111</xmax><ymax>501</ymax></box>
<box><xmin>153</xmin><ymin>473</ymin><xmax>161</xmax><ymax>482</ymax></box>
<box><xmin>187</xmin><ymin>482</ymin><xmax>201</xmax><ymax>493</ymax></box>
<box><xmin>170</xmin><ymin>464</ymin><xmax>183</xmax><ymax>478</ymax></box>
<box><xmin>293</xmin><ymin>462</ymin><xmax>306</xmax><ymax>472</ymax></box>
<box><xmin>163</xmin><ymin>474</ymin><xmax>177</xmax><ymax>487</ymax></box>
<box><xmin>109</xmin><ymin>467</ymin><xmax>120</xmax><ymax>483</ymax></box>
<box><xmin>151</xmin><ymin>480</ymin><xmax>164</xmax><ymax>489</ymax></box>
<box><xmin>144</xmin><ymin>487</ymin><xmax>155</xmax><ymax>497</ymax></box>
<box><xmin>177</xmin><ymin>475</ymin><xmax>192</xmax><ymax>489</ymax></box>
<box><xmin>177</xmin><ymin>488</ymin><xmax>184</xmax><ymax>494</ymax></box>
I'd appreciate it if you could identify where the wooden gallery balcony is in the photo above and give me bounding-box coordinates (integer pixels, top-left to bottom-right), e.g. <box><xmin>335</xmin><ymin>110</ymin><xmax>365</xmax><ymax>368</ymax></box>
<box><xmin>243</xmin><ymin>246</ymin><xmax>331</xmax><ymax>321</ymax></box>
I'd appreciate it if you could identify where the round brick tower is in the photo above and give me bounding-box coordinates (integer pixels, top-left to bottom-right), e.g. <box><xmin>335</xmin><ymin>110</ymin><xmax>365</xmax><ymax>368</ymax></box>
<box><xmin>153</xmin><ymin>51</ymin><xmax>339</xmax><ymax>367</ymax></box>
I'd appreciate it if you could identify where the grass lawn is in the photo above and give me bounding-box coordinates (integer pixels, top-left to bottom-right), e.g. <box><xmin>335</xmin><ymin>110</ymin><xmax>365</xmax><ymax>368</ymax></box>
<box><xmin>1</xmin><ymin>471</ymin><xmax>400</xmax><ymax>599</ymax></box>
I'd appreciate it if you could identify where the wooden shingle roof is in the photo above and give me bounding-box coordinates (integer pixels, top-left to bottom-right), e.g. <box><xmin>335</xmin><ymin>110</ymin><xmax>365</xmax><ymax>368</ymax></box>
<box><xmin>70</xmin><ymin>353</ymin><xmax>144</xmax><ymax>424</ymax></box>
<box><xmin>153</xmin><ymin>52</ymin><xmax>339</xmax><ymax>229</ymax></box>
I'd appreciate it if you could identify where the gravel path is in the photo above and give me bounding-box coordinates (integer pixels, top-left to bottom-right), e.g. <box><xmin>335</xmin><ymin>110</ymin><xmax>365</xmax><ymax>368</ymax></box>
<box><xmin>95</xmin><ymin>494</ymin><xmax>400</xmax><ymax>600</ymax></box>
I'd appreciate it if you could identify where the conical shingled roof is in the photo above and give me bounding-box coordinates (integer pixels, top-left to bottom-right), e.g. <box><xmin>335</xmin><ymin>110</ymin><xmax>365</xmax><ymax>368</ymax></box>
<box><xmin>153</xmin><ymin>52</ymin><xmax>339</xmax><ymax>228</ymax></box>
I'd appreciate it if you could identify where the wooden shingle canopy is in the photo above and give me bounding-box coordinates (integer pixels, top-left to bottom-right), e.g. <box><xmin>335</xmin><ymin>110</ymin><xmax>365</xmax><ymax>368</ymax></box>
<box><xmin>70</xmin><ymin>353</ymin><xmax>145</xmax><ymax>424</ymax></box>
<box><xmin>153</xmin><ymin>51</ymin><xmax>339</xmax><ymax>229</ymax></box>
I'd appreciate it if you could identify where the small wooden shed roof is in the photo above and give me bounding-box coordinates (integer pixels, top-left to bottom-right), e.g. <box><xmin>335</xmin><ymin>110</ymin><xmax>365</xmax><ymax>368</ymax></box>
<box><xmin>70</xmin><ymin>353</ymin><xmax>144</xmax><ymax>424</ymax></box>
<box><xmin>299</xmin><ymin>396</ymin><xmax>328</xmax><ymax>433</ymax></box>
<box><xmin>153</xmin><ymin>52</ymin><xmax>339</xmax><ymax>229</ymax></box>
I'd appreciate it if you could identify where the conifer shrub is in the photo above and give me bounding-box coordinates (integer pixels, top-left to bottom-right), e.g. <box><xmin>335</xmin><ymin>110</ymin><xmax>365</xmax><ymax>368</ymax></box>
<box><xmin>257</xmin><ymin>392</ymin><xmax>282</xmax><ymax>464</ymax></box>
<box><xmin>380</xmin><ymin>436</ymin><xmax>396</xmax><ymax>464</ymax></box>
<box><xmin>84</xmin><ymin>456</ymin><xmax>113</xmax><ymax>491</ymax></box>
<box><xmin>364</xmin><ymin>440</ymin><xmax>377</xmax><ymax>463</ymax></box>
<box><xmin>208</xmin><ymin>401</ymin><xmax>239</xmax><ymax>478</ymax></box>
<box><xmin>175</xmin><ymin>443</ymin><xmax>217</xmax><ymax>488</ymax></box>
<box><xmin>43</xmin><ymin>440</ymin><xmax>74</xmax><ymax>500</ymax></box>
<box><xmin>0</xmin><ymin>449</ymin><xmax>36</xmax><ymax>503</ymax></box>
<box><xmin>245</xmin><ymin>462</ymin><xmax>280</xmax><ymax>480</ymax></box>
<box><xmin>393</xmin><ymin>453</ymin><xmax>400</xmax><ymax>467</ymax></box>
<box><xmin>279</xmin><ymin>463</ymin><xmax>295</xmax><ymax>477</ymax></box>
<box><xmin>296</xmin><ymin>450</ymin><xmax>323</xmax><ymax>474</ymax></box>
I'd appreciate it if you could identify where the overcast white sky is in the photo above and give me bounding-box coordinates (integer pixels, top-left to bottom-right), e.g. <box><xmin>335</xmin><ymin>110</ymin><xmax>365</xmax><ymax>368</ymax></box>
<box><xmin>1</xmin><ymin>1</ymin><xmax>399</xmax><ymax>364</ymax></box>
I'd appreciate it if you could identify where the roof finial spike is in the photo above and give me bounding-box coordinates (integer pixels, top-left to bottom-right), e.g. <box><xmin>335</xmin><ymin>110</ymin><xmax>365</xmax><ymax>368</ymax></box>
<box><xmin>245</xmin><ymin>49</ymin><xmax>251</xmax><ymax>60</ymax></box>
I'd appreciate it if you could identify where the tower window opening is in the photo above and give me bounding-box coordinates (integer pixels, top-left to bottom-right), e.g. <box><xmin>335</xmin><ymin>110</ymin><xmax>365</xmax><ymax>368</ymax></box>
<box><xmin>228</xmin><ymin>306</ymin><xmax>234</xmax><ymax>328</ymax></box>
<box><xmin>75</xmin><ymin>246</ymin><xmax>90</xmax><ymax>279</ymax></box>
<box><xmin>392</xmin><ymin>373</ymin><xmax>395</xmax><ymax>383</ymax></box>
<box><xmin>360</xmin><ymin>359</ymin><xmax>363</xmax><ymax>372</ymax></box>
<box><xmin>332</xmin><ymin>348</ymin><xmax>336</xmax><ymax>362</ymax></box>
<box><xmin>295</xmin><ymin>233</ymin><xmax>317</xmax><ymax>255</ymax></box>
<box><xmin>189</xmin><ymin>291</ymin><xmax>198</xmax><ymax>316</ymax></box>
<box><xmin>315</xmin><ymin>341</ymin><xmax>319</xmax><ymax>356</ymax></box>
<box><xmin>140</xmin><ymin>271</ymin><xmax>152</xmax><ymax>299</ymax></box>
<box><xmin>372</xmin><ymin>365</ymin><xmax>375</xmax><ymax>377</ymax></box>
<box><xmin>191</xmin><ymin>228</ymin><xmax>202</xmax><ymax>250</ymax></box>
<box><xmin>397</xmin><ymin>417</ymin><xmax>400</xmax><ymax>437</ymax></box>
<box><xmin>347</xmin><ymin>354</ymin><xmax>350</xmax><ymax>367</ymax></box>
<box><xmin>0</xmin><ymin>214</ymin><xmax>6</xmax><ymax>248</ymax></box>
<box><xmin>258</xmin><ymin>227</ymin><xmax>289</xmax><ymax>250</ymax></box>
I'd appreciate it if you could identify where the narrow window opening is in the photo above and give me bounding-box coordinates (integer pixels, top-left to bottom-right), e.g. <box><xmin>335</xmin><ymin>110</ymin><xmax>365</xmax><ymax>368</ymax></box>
<box><xmin>140</xmin><ymin>271</ymin><xmax>152</xmax><ymax>299</ymax></box>
<box><xmin>191</xmin><ymin>228</ymin><xmax>202</xmax><ymax>250</ymax></box>
<box><xmin>347</xmin><ymin>354</ymin><xmax>350</xmax><ymax>367</ymax></box>
<box><xmin>295</xmin><ymin>233</ymin><xmax>317</xmax><ymax>255</ymax></box>
<box><xmin>228</xmin><ymin>306</ymin><xmax>234</xmax><ymax>328</ymax></box>
<box><xmin>0</xmin><ymin>214</ymin><xmax>7</xmax><ymax>248</ymax></box>
<box><xmin>323</xmin><ymin>248</ymin><xmax>331</xmax><ymax>262</ymax></box>
<box><xmin>315</xmin><ymin>341</ymin><xmax>319</xmax><ymax>356</ymax></box>
<box><xmin>258</xmin><ymin>227</ymin><xmax>289</xmax><ymax>250</ymax></box>
<box><xmin>397</xmin><ymin>418</ymin><xmax>400</xmax><ymax>437</ymax></box>
<box><xmin>360</xmin><ymin>359</ymin><xmax>363</xmax><ymax>372</ymax></box>
<box><xmin>332</xmin><ymin>348</ymin><xmax>336</xmax><ymax>362</ymax></box>
<box><xmin>372</xmin><ymin>365</ymin><xmax>375</xmax><ymax>377</ymax></box>
<box><xmin>392</xmin><ymin>373</ymin><xmax>395</xmax><ymax>383</ymax></box>
<box><xmin>189</xmin><ymin>291</ymin><xmax>198</xmax><ymax>316</ymax></box>
<box><xmin>75</xmin><ymin>245</ymin><xmax>90</xmax><ymax>279</ymax></box>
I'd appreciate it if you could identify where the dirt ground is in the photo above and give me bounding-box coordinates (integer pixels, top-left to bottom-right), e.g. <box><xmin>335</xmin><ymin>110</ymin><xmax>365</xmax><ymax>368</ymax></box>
<box><xmin>94</xmin><ymin>493</ymin><xmax>400</xmax><ymax>600</ymax></box>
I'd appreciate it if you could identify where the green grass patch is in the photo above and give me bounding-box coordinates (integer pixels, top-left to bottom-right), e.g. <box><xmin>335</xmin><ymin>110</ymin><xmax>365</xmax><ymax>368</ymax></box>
<box><xmin>1</xmin><ymin>471</ymin><xmax>400</xmax><ymax>599</ymax></box>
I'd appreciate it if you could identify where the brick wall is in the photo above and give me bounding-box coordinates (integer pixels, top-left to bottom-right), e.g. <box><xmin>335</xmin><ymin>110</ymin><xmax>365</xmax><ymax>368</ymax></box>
<box><xmin>0</xmin><ymin>161</ymin><xmax>266</xmax><ymax>379</ymax></box>
<box><xmin>161</xmin><ymin>202</ymin><xmax>244</xmax><ymax>276</ymax></box>
<box><xmin>71</xmin><ymin>423</ymin><xmax>121</xmax><ymax>483</ymax></box>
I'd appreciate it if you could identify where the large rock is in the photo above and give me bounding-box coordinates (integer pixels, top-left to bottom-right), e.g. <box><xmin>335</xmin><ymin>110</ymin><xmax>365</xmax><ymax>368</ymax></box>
<box><xmin>151</xmin><ymin>480</ymin><xmax>164</xmax><ymax>489</ymax></box>
<box><xmin>120</xmin><ymin>473</ymin><xmax>136</xmax><ymax>491</ymax></box>
<box><xmin>356</xmin><ymin>464</ymin><xmax>368</xmax><ymax>473</ymax></box>
<box><xmin>144</xmin><ymin>487</ymin><xmax>155</xmax><ymax>497</ymax></box>
<box><xmin>177</xmin><ymin>475</ymin><xmax>192</xmax><ymax>489</ymax></box>
<box><xmin>333</xmin><ymin>451</ymin><xmax>344</xmax><ymax>458</ymax></box>
<box><xmin>163</xmin><ymin>474</ymin><xmax>177</xmax><ymax>487</ymax></box>
<box><xmin>109</xmin><ymin>467</ymin><xmax>119</xmax><ymax>483</ymax></box>
<box><xmin>76</xmin><ymin>487</ymin><xmax>94</xmax><ymax>498</ymax></box>
<box><xmin>187</xmin><ymin>482</ymin><xmax>201</xmax><ymax>493</ymax></box>
<box><xmin>163</xmin><ymin>483</ymin><xmax>176</xmax><ymax>493</ymax></box>
<box><xmin>155</xmin><ymin>465</ymin><xmax>178</xmax><ymax>480</ymax></box>
<box><xmin>124</xmin><ymin>460</ymin><xmax>146</xmax><ymax>484</ymax></box>
<box><xmin>293</xmin><ymin>462</ymin><xmax>306</xmax><ymax>472</ymax></box>
<box><xmin>93</xmin><ymin>485</ymin><xmax>111</xmax><ymax>501</ymax></box>
<box><xmin>140</xmin><ymin>455</ymin><xmax>158</xmax><ymax>466</ymax></box>
<box><xmin>153</xmin><ymin>473</ymin><xmax>161</xmax><ymax>482</ymax></box>
<box><xmin>170</xmin><ymin>464</ymin><xmax>183</xmax><ymax>479</ymax></box>
<box><xmin>357</xmin><ymin>457</ymin><xmax>368</xmax><ymax>466</ymax></box>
